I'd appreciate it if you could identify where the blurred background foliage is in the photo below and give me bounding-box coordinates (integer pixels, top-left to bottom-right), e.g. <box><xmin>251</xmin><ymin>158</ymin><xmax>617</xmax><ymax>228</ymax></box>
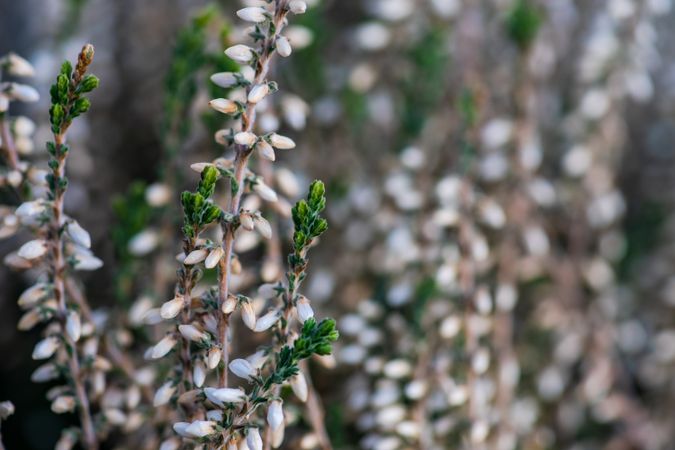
<box><xmin>2</xmin><ymin>0</ymin><xmax>675</xmax><ymax>449</ymax></box>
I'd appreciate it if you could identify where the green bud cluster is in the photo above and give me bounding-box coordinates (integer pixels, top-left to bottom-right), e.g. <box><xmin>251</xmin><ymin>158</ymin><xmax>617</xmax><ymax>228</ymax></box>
<box><xmin>181</xmin><ymin>166</ymin><xmax>222</xmax><ymax>237</ymax></box>
<box><xmin>290</xmin><ymin>180</ymin><xmax>328</xmax><ymax>267</ymax></box>
<box><xmin>507</xmin><ymin>0</ymin><xmax>542</xmax><ymax>50</ymax></box>
<box><xmin>49</xmin><ymin>60</ymin><xmax>99</xmax><ymax>135</ymax></box>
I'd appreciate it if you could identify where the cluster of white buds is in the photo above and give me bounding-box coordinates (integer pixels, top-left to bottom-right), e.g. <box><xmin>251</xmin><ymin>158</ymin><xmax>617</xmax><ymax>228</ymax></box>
<box><xmin>148</xmin><ymin>2</ymin><xmax>338</xmax><ymax>449</ymax></box>
<box><xmin>1</xmin><ymin>46</ymin><xmax>106</xmax><ymax>450</ymax></box>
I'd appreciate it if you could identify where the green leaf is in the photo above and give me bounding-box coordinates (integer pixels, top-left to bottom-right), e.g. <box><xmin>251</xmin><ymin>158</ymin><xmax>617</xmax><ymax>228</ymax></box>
<box><xmin>198</xmin><ymin>166</ymin><xmax>219</xmax><ymax>198</ymax></box>
<box><xmin>79</xmin><ymin>74</ymin><xmax>100</xmax><ymax>93</ymax></box>
<box><xmin>507</xmin><ymin>0</ymin><xmax>542</xmax><ymax>49</ymax></box>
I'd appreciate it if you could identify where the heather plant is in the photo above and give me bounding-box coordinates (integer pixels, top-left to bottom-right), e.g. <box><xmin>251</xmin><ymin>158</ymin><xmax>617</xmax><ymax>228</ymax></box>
<box><xmin>1</xmin><ymin>46</ymin><xmax>104</xmax><ymax>450</ymax></box>
<box><xmin>144</xmin><ymin>1</ymin><xmax>339</xmax><ymax>448</ymax></box>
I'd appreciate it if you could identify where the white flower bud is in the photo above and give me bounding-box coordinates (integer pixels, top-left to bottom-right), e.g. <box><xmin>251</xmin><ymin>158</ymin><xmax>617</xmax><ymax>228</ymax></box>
<box><xmin>237</xmin><ymin>6</ymin><xmax>268</xmax><ymax>23</ymax></box>
<box><xmin>267</xmin><ymin>400</ymin><xmax>284</xmax><ymax>430</ymax></box>
<box><xmin>276</xmin><ymin>36</ymin><xmax>292</xmax><ymax>57</ymax></box>
<box><xmin>208</xmin><ymin>348</ymin><xmax>222</xmax><ymax>369</ymax></box>
<box><xmin>235</xmin><ymin>131</ymin><xmax>257</xmax><ymax>147</ymax></box>
<box><xmin>17</xmin><ymin>239</ymin><xmax>47</xmax><ymax>260</ymax></box>
<box><xmin>222</xmin><ymin>295</ymin><xmax>238</xmax><ymax>315</ymax></box>
<box><xmin>290</xmin><ymin>373</ymin><xmax>308</xmax><ymax>402</ymax></box>
<box><xmin>151</xmin><ymin>334</ymin><xmax>177</xmax><ymax>359</ymax></box>
<box><xmin>178</xmin><ymin>324</ymin><xmax>207</xmax><ymax>342</ymax></box>
<box><xmin>66</xmin><ymin>221</ymin><xmax>91</xmax><ymax>248</ymax></box>
<box><xmin>185</xmin><ymin>420</ymin><xmax>217</xmax><ymax>438</ymax></box>
<box><xmin>184</xmin><ymin>248</ymin><xmax>208</xmax><ymax>265</ymax></box>
<box><xmin>128</xmin><ymin>229</ymin><xmax>159</xmax><ymax>256</ymax></box>
<box><xmin>247</xmin><ymin>350</ymin><xmax>268</xmax><ymax>370</ymax></box>
<box><xmin>272</xmin><ymin>424</ymin><xmax>284</xmax><ymax>448</ymax></box>
<box><xmin>66</xmin><ymin>311</ymin><xmax>81</xmax><ymax>342</ymax></box>
<box><xmin>247</xmin><ymin>428</ymin><xmax>263</xmax><ymax>450</ymax></box>
<box><xmin>248</xmin><ymin>84</ymin><xmax>270</xmax><ymax>104</ymax></box>
<box><xmin>4</xmin><ymin>83</ymin><xmax>39</xmax><ymax>102</ymax></box>
<box><xmin>209</xmin><ymin>98</ymin><xmax>238</xmax><ymax>115</ymax></box>
<box><xmin>225</xmin><ymin>45</ymin><xmax>255</xmax><ymax>64</ymax></box>
<box><xmin>5</xmin><ymin>53</ymin><xmax>35</xmax><ymax>77</ymax></box>
<box><xmin>289</xmin><ymin>0</ymin><xmax>307</xmax><ymax>14</ymax></box>
<box><xmin>254</xmin><ymin>310</ymin><xmax>280</xmax><ymax>332</ymax></box>
<box><xmin>296</xmin><ymin>296</ymin><xmax>314</xmax><ymax>323</ymax></box>
<box><xmin>160</xmin><ymin>296</ymin><xmax>184</xmax><ymax>320</ymax></box>
<box><xmin>15</xmin><ymin>200</ymin><xmax>48</xmax><ymax>223</ymax></box>
<box><xmin>229</xmin><ymin>358</ymin><xmax>255</xmax><ymax>380</ymax></box>
<box><xmin>154</xmin><ymin>382</ymin><xmax>176</xmax><ymax>407</ymax></box>
<box><xmin>104</xmin><ymin>408</ymin><xmax>127</xmax><ymax>425</ymax></box>
<box><xmin>253</xmin><ymin>182</ymin><xmax>279</xmax><ymax>202</ymax></box>
<box><xmin>18</xmin><ymin>308</ymin><xmax>42</xmax><ymax>331</ymax></box>
<box><xmin>269</xmin><ymin>133</ymin><xmax>296</xmax><ymax>149</ymax></box>
<box><xmin>256</xmin><ymin>140</ymin><xmax>276</xmax><ymax>161</ymax></box>
<box><xmin>254</xmin><ymin>216</ymin><xmax>272</xmax><ymax>240</ymax></box>
<box><xmin>73</xmin><ymin>253</ymin><xmax>104</xmax><ymax>271</ymax></box>
<box><xmin>31</xmin><ymin>363</ymin><xmax>59</xmax><ymax>382</ymax></box>
<box><xmin>159</xmin><ymin>438</ymin><xmax>180</xmax><ymax>450</ymax></box>
<box><xmin>172</xmin><ymin>422</ymin><xmax>190</xmax><ymax>437</ymax></box>
<box><xmin>17</xmin><ymin>282</ymin><xmax>49</xmax><ymax>309</ymax></box>
<box><xmin>51</xmin><ymin>396</ymin><xmax>76</xmax><ymax>414</ymax></box>
<box><xmin>204</xmin><ymin>387</ymin><xmax>246</xmax><ymax>406</ymax></box>
<box><xmin>193</xmin><ymin>361</ymin><xmax>206</xmax><ymax>388</ymax></box>
<box><xmin>241</xmin><ymin>302</ymin><xmax>257</xmax><ymax>330</ymax></box>
<box><xmin>205</xmin><ymin>247</ymin><xmax>224</xmax><ymax>269</ymax></box>
<box><xmin>211</xmin><ymin>72</ymin><xmax>239</xmax><ymax>88</ymax></box>
<box><xmin>32</xmin><ymin>336</ymin><xmax>59</xmax><ymax>360</ymax></box>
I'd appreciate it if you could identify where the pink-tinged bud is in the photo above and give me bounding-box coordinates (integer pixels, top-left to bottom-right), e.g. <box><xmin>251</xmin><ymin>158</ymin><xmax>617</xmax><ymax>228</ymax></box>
<box><xmin>241</xmin><ymin>302</ymin><xmax>257</xmax><ymax>330</ymax></box>
<box><xmin>234</xmin><ymin>131</ymin><xmax>257</xmax><ymax>147</ymax></box>
<box><xmin>66</xmin><ymin>311</ymin><xmax>81</xmax><ymax>342</ymax></box>
<box><xmin>153</xmin><ymin>381</ymin><xmax>176</xmax><ymax>407</ymax></box>
<box><xmin>248</xmin><ymin>84</ymin><xmax>270</xmax><ymax>104</ymax></box>
<box><xmin>205</xmin><ymin>247</ymin><xmax>224</xmax><ymax>269</ymax></box>
<box><xmin>207</xmin><ymin>347</ymin><xmax>222</xmax><ymax>369</ymax></box>
<box><xmin>254</xmin><ymin>216</ymin><xmax>272</xmax><ymax>240</ymax></box>
<box><xmin>5</xmin><ymin>53</ymin><xmax>35</xmax><ymax>77</ymax></box>
<box><xmin>160</xmin><ymin>296</ymin><xmax>184</xmax><ymax>320</ymax></box>
<box><xmin>269</xmin><ymin>133</ymin><xmax>296</xmax><ymax>149</ymax></box>
<box><xmin>51</xmin><ymin>396</ymin><xmax>76</xmax><ymax>414</ymax></box>
<box><xmin>253</xmin><ymin>182</ymin><xmax>279</xmax><ymax>202</ymax></box>
<box><xmin>151</xmin><ymin>334</ymin><xmax>177</xmax><ymax>359</ymax></box>
<box><xmin>222</xmin><ymin>295</ymin><xmax>237</xmax><ymax>315</ymax></box>
<box><xmin>209</xmin><ymin>98</ymin><xmax>238</xmax><ymax>115</ymax></box>
<box><xmin>17</xmin><ymin>282</ymin><xmax>49</xmax><ymax>309</ymax></box>
<box><xmin>178</xmin><ymin>324</ymin><xmax>207</xmax><ymax>342</ymax></box>
<box><xmin>256</xmin><ymin>140</ymin><xmax>276</xmax><ymax>161</ymax></box>
<box><xmin>184</xmin><ymin>248</ymin><xmax>208</xmax><ymax>265</ymax></box>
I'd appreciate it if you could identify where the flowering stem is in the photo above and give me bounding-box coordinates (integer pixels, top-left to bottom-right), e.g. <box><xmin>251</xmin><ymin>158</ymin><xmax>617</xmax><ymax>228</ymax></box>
<box><xmin>47</xmin><ymin>44</ymin><xmax>99</xmax><ymax>450</ymax></box>
<box><xmin>0</xmin><ymin>113</ymin><xmax>18</xmax><ymax>170</ymax></box>
<box><xmin>217</xmin><ymin>0</ymin><xmax>291</xmax><ymax>389</ymax></box>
